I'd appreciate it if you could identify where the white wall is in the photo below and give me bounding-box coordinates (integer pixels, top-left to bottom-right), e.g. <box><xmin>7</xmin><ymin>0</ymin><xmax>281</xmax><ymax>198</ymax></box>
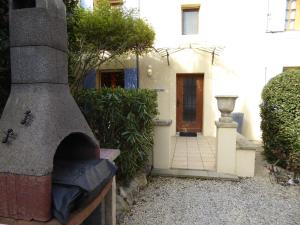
<box><xmin>114</xmin><ymin>0</ymin><xmax>300</xmax><ymax>140</ymax></box>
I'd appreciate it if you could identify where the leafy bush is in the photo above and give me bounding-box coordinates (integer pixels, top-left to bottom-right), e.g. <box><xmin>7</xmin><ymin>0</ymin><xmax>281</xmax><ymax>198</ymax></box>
<box><xmin>69</xmin><ymin>0</ymin><xmax>155</xmax><ymax>91</ymax></box>
<box><xmin>75</xmin><ymin>88</ymin><xmax>158</xmax><ymax>181</ymax></box>
<box><xmin>260</xmin><ymin>70</ymin><xmax>300</xmax><ymax>175</ymax></box>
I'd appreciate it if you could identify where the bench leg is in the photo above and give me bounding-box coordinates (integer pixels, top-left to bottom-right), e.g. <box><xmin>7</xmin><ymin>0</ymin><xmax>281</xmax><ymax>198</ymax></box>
<box><xmin>104</xmin><ymin>176</ymin><xmax>116</xmax><ymax>225</ymax></box>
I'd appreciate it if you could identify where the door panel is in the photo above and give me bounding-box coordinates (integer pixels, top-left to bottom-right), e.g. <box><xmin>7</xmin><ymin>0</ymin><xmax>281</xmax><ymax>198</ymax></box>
<box><xmin>183</xmin><ymin>78</ymin><xmax>196</xmax><ymax>121</ymax></box>
<box><xmin>176</xmin><ymin>74</ymin><xmax>204</xmax><ymax>132</ymax></box>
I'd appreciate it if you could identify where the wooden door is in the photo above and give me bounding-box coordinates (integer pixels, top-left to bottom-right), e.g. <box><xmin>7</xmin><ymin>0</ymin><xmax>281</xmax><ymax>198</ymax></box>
<box><xmin>176</xmin><ymin>74</ymin><xmax>204</xmax><ymax>133</ymax></box>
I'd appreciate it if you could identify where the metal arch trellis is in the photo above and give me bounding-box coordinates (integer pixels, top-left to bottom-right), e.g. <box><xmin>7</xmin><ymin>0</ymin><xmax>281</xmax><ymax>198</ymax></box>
<box><xmin>153</xmin><ymin>43</ymin><xmax>225</xmax><ymax>66</ymax></box>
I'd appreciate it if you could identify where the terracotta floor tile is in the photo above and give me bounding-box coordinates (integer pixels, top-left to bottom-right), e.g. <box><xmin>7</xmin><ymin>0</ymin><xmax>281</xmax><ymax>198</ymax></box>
<box><xmin>172</xmin><ymin>135</ymin><xmax>217</xmax><ymax>171</ymax></box>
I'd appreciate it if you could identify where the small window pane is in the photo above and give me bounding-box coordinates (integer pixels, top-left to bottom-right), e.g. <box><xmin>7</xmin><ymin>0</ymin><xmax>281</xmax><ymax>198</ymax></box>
<box><xmin>285</xmin><ymin>19</ymin><xmax>289</xmax><ymax>28</ymax></box>
<box><xmin>291</xmin><ymin>0</ymin><xmax>297</xmax><ymax>9</ymax></box>
<box><xmin>290</xmin><ymin>10</ymin><xmax>296</xmax><ymax>19</ymax></box>
<box><xmin>182</xmin><ymin>9</ymin><xmax>199</xmax><ymax>35</ymax></box>
<box><xmin>286</xmin><ymin>10</ymin><xmax>290</xmax><ymax>19</ymax></box>
<box><xmin>289</xmin><ymin>20</ymin><xmax>295</xmax><ymax>29</ymax></box>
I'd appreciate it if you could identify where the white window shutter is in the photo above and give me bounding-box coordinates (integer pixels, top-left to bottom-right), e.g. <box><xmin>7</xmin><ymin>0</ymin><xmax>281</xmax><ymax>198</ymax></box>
<box><xmin>267</xmin><ymin>0</ymin><xmax>286</xmax><ymax>32</ymax></box>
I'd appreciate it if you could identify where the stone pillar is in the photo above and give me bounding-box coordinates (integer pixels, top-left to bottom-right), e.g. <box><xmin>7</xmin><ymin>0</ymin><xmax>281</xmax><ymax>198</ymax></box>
<box><xmin>153</xmin><ymin>120</ymin><xmax>172</xmax><ymax>169</ymax></box>
<box><xmin>215</xmin><ymin>121</ymin><xmax>238</xmax><ymax>174</ymax></box>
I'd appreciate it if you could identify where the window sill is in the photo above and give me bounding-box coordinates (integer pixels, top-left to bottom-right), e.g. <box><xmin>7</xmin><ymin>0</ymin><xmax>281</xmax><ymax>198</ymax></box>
<box><xmin>181</xmin><ymin>34</ymin><xmax>199</xmax><ymax>36</ymax></box>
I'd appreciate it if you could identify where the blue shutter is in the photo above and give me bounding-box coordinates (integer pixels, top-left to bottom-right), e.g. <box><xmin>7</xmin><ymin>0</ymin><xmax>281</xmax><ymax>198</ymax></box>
<box><xmin>83</xmin><ymin>70</ymin><xmax>96</xmax><ymax>89</ymax></box>
<box><xmin>124</xmin><ymin>68</ymin><xmax>138</xmax><ymax>89</ymax></box>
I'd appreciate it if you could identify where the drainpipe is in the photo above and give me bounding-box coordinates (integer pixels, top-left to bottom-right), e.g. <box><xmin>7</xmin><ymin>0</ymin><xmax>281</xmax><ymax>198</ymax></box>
<box><xmin>136</xmin><ymin>0</ymin><xmax>141</xmax><ymax>88</ymax></box>
<box><xmin>136</xmin><ymin>52</ymin><xmax>140</xmax><ymax>88</ymax></box>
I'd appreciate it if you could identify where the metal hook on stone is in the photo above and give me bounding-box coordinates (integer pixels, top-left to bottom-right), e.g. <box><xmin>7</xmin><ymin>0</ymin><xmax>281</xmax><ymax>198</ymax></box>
<box><xmin>21</xmin><ymin>110</ymin><xmax>33</xmax><ymax>126</ymax></box>
<box><xmin>2</xmin><ymin>129</ymin><xmax>15</xmax><ymax>144</ymax></box>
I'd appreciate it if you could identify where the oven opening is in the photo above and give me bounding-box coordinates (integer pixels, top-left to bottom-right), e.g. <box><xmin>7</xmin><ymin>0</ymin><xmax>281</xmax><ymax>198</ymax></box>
<box><xmin>51</xmin><ymin>133</ymin><xmax>116</xmax><ymax>224</ymax></box>
<box><xmin>54</xmin><ymin>132</ymin><xmax>100</xmax><ymax>161</ymax></box>
<box><xmin>13</xmin><ymin>0</ymin><xmax>36</xmax><ymax>9</ymax></box>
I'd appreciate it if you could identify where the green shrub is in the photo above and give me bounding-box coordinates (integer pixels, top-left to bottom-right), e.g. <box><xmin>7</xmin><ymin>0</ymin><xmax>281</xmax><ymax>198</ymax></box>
<box><xmin>69</xmin><ymin>0</ymin><xmax>155</xmax><ymax>91</ymax></box>
<box><xmin>260</xmin><ymin>70</ymin><xmax>300</xmax><ymax>174</ymax></box>
<box><xmin>75</xmin><ymin>88</ymin><xmax>158</xmax><ymax>182</ymax></box>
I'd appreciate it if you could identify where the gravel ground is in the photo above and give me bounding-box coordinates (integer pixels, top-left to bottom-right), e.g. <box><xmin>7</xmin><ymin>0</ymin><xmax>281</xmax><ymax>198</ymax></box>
<box><xmin>119</xmin><ymin>177</ymin><xmax>300</xmax><ymax>225</ymax></box>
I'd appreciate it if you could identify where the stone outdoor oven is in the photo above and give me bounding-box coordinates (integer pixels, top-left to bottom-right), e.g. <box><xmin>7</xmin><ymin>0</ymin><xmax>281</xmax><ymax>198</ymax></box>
<box><xmin>0</xmin><ymin>0</ymin><xmax>101</xmax><ymax>222</ymax></box>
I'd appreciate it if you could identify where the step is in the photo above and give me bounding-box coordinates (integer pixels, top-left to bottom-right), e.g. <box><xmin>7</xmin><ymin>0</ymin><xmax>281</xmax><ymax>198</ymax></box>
<box><xmin>151</xmin><ymin>168</ymin><xmax>239</xmax><ymax>181</ymax></box>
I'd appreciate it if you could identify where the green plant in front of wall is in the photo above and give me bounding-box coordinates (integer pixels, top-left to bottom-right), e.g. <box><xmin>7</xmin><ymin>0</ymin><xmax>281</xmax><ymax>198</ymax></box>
<box><xmin>64</xmin><ymin>0</ymin><xmax>81</xmax><ymax>77</ymax></box>
<box><xmin>74</xmin><ymin>88</ymin><xmax>158</xmax><ymax>182</ymax></box>
<box><xmin>260</xmin><ymin>70</ymin><xmax>300</xmax><ymax>176</ymax></box>
<box><xmin>69</xmin><ymin>0</ymin><xmax>155</xmax><ymax>92</ymax></box>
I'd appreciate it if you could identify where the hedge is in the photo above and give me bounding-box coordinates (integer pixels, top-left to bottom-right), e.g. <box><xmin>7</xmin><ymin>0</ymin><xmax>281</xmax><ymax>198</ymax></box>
<box><xmin>260</xmin><ymin>70</ymin><xmax>300</xmax><ymax>174</ymax></box>
<box><xmin>75</xmin><ymin>88</ymin><xmax>158</xmax><ymax>181</ymax></box>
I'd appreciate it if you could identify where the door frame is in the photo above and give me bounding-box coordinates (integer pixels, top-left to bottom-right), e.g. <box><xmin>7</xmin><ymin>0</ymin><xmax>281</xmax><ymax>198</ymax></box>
<box><xmin>176</xmin><ymin>73</ymin><xmax>204</xmax><ymax>133</ymax></box>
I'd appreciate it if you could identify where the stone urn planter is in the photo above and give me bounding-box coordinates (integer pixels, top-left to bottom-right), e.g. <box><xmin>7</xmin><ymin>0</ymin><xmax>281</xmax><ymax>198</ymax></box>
<box><xmin>215</xmin><ymin>95</ymin><xmax>238</xmax><ymax>123</ymax></box>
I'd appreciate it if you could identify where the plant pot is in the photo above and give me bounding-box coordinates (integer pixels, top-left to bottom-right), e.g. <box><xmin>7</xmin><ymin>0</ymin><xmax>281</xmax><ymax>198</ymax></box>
<box><xmin>215</xmin><ymin>95</ymin><xmax>238</xmax><ymax>123</ymax></box>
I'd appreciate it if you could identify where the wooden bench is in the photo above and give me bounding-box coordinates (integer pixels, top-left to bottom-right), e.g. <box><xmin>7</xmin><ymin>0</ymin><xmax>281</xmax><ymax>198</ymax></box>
<box><xmin>0</xmin><ymin>149</ymin><xmax>120</xmax><ymax>225</ymax></box>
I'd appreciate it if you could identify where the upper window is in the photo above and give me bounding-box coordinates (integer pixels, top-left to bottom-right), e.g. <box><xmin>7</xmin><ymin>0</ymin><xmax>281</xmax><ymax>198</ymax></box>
<box><xmin>182</xmin><ymin>7</ymin><xmax>199</xmax><ymax>35</ymax></box>
<box><xmin>285</xmin><ymin>0</ymin><xmax>300</xmax><ymax>30</ymax></box>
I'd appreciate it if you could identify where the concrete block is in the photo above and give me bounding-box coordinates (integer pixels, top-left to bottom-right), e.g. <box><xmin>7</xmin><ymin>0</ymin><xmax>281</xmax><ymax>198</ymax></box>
<box><xmin>236</xmin><ymin>133</ymin><xmax>257</xmax><ymax>150</ymax></box>
<box><xmin>215</xmin><ymin>122</ymin><xmax>237</xmax><ymax>175</ymax></box>
<box><xmin>235</xmin><ymin>134</ymin><xmax>256</xmax><ymax>177</ymax></box>
<box><xmin>11</xmin><ymin>46</ymin><xmax>68</xmax><ymax>84</ymax></box>
<box><xmin>153</xmin><ymin>126</ymin><xmax>172</xmax><ymax>169</ymax></box>
<box><xmin>236</xmin><ymin>149</ymin><xmax>256</xmax><ymax>177</ymax></box>
<box><xmin>0</xmin><ymin>84</ymin><xmax>97</xmax><ymax>176</ymax></box>
<box><xmin>10</xmin><ymin>8</ymin><xmax>67</xmax><ymax>51</ymax></box>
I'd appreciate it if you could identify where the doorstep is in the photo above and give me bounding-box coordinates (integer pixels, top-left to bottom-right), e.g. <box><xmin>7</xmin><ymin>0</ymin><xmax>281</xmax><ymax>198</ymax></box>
<box><xmin>151</xmin><ymin>168</ymin><xmax>239</xmax><ymax>181</ymax></box>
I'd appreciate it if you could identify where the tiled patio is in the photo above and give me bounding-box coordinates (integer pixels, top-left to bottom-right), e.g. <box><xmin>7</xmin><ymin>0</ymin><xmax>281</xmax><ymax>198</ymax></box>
<box><xmin>171</xmin><ymin>135</ymin><xmax>216</xmax><ymax>171</ymax></box>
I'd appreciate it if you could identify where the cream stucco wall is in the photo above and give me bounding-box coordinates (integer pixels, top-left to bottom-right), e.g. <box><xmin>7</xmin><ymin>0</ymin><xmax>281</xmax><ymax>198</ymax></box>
<box><xmin>98</xmin><ymin>0</ymin><xmax>300</xmax><ymax>141</ymax></box>
<box><xmin>131</xmin><ymin>0</ymin><xmax>300</xmax><ymax>140</ymax></box>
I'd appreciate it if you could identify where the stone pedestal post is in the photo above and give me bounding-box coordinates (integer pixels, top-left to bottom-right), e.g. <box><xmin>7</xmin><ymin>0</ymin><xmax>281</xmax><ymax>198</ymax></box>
<box><xmin>215</xmin><ymin>121</ymin><xmax>238</xmax><ymax>174</ymax></box>
<box><xmin>153</xmin><ymin>120</ymin><xmax>172</xmax><ymax>169</ymax></box>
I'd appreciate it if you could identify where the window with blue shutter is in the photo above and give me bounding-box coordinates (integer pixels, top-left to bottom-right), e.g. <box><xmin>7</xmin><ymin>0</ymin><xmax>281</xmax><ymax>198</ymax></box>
<box><xmin>124</xmin><ymin>68</ymin><xmax>138</xmax><ymax>89</ymax></box>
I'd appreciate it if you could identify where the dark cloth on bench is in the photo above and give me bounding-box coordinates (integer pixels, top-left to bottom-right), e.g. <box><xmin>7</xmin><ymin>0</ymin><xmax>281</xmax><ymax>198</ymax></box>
<box><xmin>52</xmin><ymin>159</ymin><xmax>117</xmax><ymax>225</ymax></box>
